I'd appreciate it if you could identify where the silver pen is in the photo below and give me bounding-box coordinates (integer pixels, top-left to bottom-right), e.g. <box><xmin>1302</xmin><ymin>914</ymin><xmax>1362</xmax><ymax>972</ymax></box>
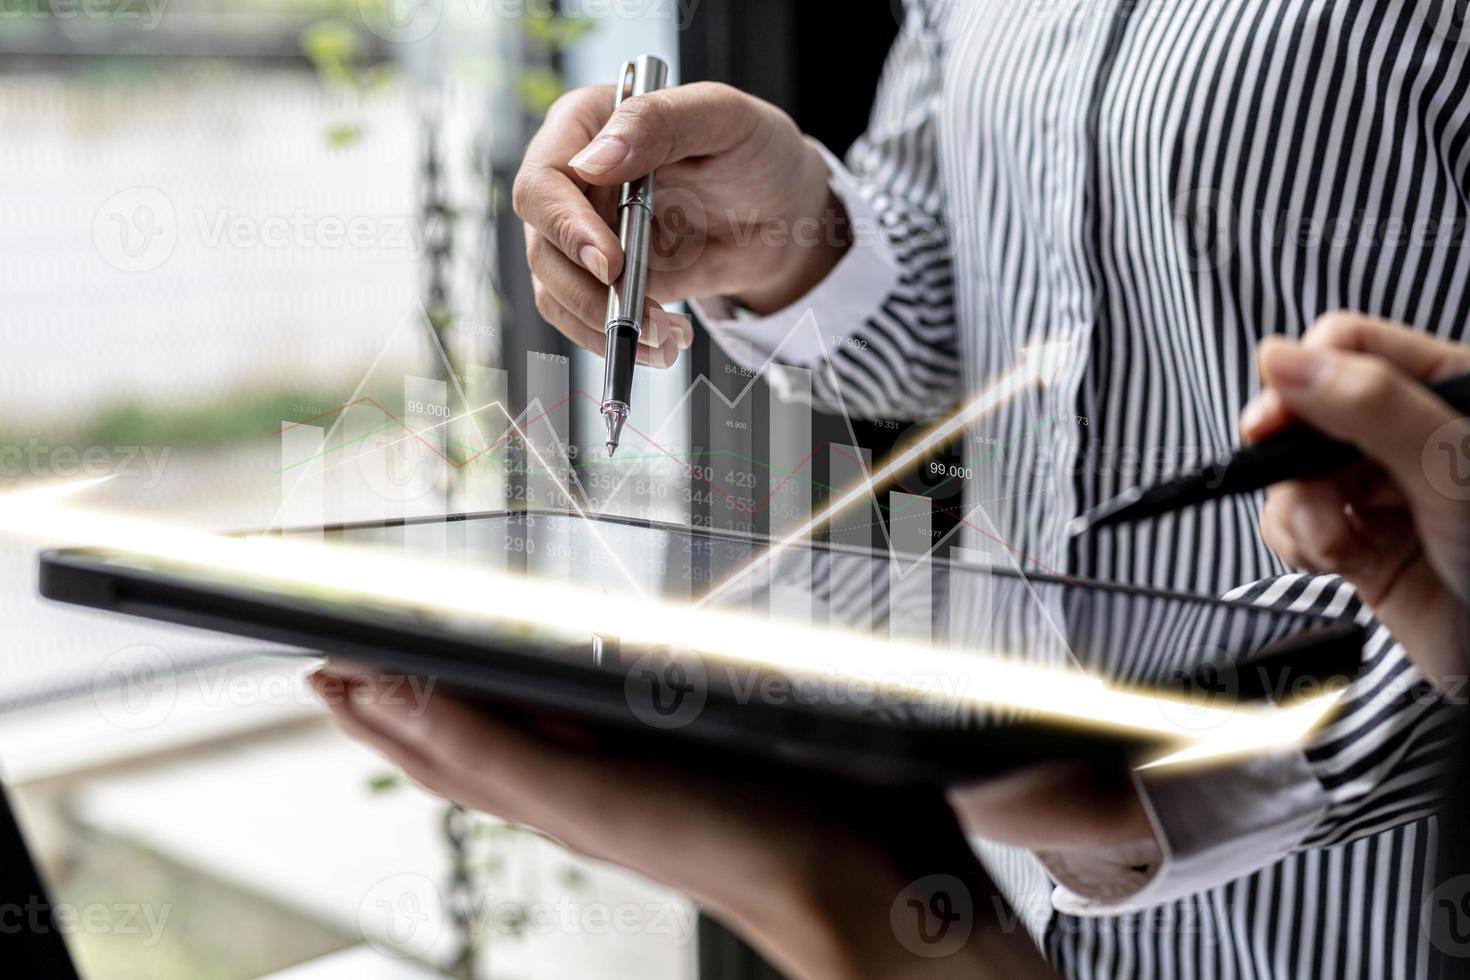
<box><xmin>600</xmin><ymin>54</ymin><xmax>670</xmax><ymax>457</ymax></box>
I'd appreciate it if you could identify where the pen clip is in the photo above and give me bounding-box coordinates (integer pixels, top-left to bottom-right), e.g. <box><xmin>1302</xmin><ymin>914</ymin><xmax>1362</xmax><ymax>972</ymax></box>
<box><xmin>614</xmin><ymin>61</ymin><xmax>636</xmax><ymax>109</ymax></box>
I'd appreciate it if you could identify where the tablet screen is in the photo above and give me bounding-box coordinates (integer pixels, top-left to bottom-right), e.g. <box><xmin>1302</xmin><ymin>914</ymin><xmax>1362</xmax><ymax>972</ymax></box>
<box><xmin>300</xmin><ymin>511</ymin><xmax>1343</xmax><ymax>704</ymax></box>
<box><xmin>50</xmin><ymin>510</ymin><xmax>1358</xmax><ymax>743</ymax></box>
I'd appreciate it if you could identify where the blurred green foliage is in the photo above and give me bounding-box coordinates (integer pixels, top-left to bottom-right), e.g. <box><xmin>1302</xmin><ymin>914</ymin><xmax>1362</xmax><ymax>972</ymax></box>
<box><xmin>0</xmin><ymin>386</ymin><xmax>400</xmax><ymax>455</ymax></box>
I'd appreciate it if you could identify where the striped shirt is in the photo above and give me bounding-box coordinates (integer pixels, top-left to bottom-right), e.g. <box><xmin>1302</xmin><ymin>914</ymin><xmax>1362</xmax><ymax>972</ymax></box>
<box><xmin>698</xmin><ymin>0</ymin><xmax>1466</xmax><ymax>975</ymax></box>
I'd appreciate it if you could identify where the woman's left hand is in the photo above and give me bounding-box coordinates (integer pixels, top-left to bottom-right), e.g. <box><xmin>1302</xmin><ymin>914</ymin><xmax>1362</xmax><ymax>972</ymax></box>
<box><xmin>1242</xmin><ymin>312</ymin><xmax>1470</xmax><ymax>686</ymax></box>
<box><xmin>310</xmin><ymin>667</ymin><xmax>1060</xmax><ymax>980</ymax></box>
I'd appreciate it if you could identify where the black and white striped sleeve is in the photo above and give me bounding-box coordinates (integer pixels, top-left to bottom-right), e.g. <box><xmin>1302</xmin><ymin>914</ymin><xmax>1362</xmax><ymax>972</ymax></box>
<box><xmin>1065</xmin><ymin>572</ymin><xmax>1463</xmax><ymax>912</ymax></box>
<box><xmin>693</xmin><ymin>0</ymin><xmax>961</xmax><ymax>421</ymax></box>
<box><xmin>1231</xmin><ymin>574</ymin><xmax>1459</xmax><ymax>847</ymax></box>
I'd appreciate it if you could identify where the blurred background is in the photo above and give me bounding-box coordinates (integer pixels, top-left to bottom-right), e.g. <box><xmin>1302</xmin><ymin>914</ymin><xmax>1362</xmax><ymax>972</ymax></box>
<box><xmin>0</xmin><ymin>2</ymin><xmax>897</xmax><ymax>977</ymax></box>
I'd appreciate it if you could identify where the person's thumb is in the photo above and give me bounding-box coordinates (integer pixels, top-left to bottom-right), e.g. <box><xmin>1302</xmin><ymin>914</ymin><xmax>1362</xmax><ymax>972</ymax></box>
<box><xmin>568</xmin><ymin>82</ymin><xmax>766</xmax><ymax>185</ymax></box>
<box><xmin>1258</xmin><ymin>338</ymin><xmax>1470</xmax><ymax>517</ymax></box>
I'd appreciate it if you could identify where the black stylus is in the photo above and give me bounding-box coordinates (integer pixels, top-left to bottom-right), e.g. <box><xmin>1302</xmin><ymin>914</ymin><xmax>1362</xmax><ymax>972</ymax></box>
<box><xmin>1068</xmin><ymin>370</ymin><xmax>1470</xmax><ymax>537</ymax></box>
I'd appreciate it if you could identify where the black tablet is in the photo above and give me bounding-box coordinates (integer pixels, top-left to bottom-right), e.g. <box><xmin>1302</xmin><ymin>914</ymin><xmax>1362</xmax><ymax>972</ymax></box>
<box><xmin>38</xmin><ymin>510</ymin><xmax>1364</xmax><ymax>786</ymax></box>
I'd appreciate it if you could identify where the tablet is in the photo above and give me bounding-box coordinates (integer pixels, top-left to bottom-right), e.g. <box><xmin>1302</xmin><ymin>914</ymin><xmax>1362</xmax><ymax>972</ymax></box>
<box><xmin>38</xmin><ymin>510</ymin><xmax>1364</xmax><ymax>786</ymax></box>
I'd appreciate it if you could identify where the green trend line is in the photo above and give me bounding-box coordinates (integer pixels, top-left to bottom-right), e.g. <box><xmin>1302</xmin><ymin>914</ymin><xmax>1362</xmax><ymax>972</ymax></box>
<box><xmin>277</xmin><ymin>411</ymin><xmax>1065</xmax><ymax>520</ymax></box>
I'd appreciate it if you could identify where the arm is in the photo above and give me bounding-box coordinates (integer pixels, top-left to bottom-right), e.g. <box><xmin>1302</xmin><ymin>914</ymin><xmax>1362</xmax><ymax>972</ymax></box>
<box><xmin>1013</xmin><ymin>314</ymin><xmax>1470</xmax><ymax>912</ymax></box>
<box><xmin>695</xmin><ymin>0</ymin><xmax>962</xmax><ymax>421</ymax></box>
<box><xmin>312</xmin><ymin>670</ymin><xmax>1057</xmax><ymax>980</ymax></box>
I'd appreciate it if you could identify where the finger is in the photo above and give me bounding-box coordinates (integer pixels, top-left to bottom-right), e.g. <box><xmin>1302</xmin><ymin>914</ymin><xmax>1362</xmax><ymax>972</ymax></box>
<box><xmin>1258</xmin><ymin>339</ymin><xmax>1470</xmax><ymax>515</ymax></box>
<box><xmin>1241</xmin><ymin>316</ymin><xmax>1470</xmax><ymax>443</ymax></box>
<box><xmin>947</xmin><ymin>761</ymin><xmax>1152</xmax><ymax>850</ymax></box>
<box><xmin>528</xmin><ymin>232</ymin><xmax>692</xmax><ymax>354</ymax></box>
<box><xmin>528</xmin><ymin>228</ymin><xmax>625</xmax><ymax>335</ymax></box>
<box><xmin>1240</xmin><ymin>387</ymin><xmax>1290</xmax><ymax>444</ymax></box>
<box><xmin>314</xmin><ymin>672</ymin><xmax>579</xmax><ymax>832</ymax></box>
<box><xmin>1302</xmin><ymin>311</ymin><xmax>1470</xmax><ymax>381</ymax></box>
<box><xmin>1282</xmin><ymin>478</ymin><xmax>1368</xmax><ymax>575</ymax></box>
<box><xmin>514</xmin><ymin>87</ymin><xmax>625</xmax><ymax>285</ymax></box>
<box><xmin>310</xmin><ymin>673</ymin><xmax>470</xmax><ymax>802</ymax></box>
<box><xmin>533</xmin><ymin>285</ymin><xmax>681</xmax><ymax>370</ymax></box>
<box><xmin>1261</xmin><ymin>485</ymin><xmax>1321</xmax><ymax>574</ymax></box>
<box><xmin>568</xmin><ymin>82</ymin><xmax>767</xmax><ymax>186</ymax></box>
<box><xmin>345</xmin><ymin>684</ymin><xmax>618</xmax><ymax>846</ymax></box>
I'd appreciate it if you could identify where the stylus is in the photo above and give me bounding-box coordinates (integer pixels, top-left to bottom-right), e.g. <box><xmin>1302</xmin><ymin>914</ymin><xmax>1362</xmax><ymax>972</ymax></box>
<box><xmin>600</xmin><ymin>55</ymin><xmax>670</xmax><ymax>457</ymax></box>
<box><xmin>1068</xmin><ymin>370</ymin><xmax>1470</xmax><ymax>536</ymax></box>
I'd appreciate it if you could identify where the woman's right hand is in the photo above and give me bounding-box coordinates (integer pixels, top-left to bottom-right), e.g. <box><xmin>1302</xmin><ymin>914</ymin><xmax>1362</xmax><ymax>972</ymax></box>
<box><xmin>513</xmin><ymin>81</ymin><xmax>851</xmax><ymax>369</ymax></box>
<box><xmin>1242</xmin><ymin>314</ymin><xmax>1470</xmax><ymax>686</ymax></box>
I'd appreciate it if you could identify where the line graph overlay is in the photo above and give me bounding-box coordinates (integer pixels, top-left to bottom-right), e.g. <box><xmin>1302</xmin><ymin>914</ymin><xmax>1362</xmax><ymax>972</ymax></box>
<box><xmin>700</xmin><ymin>338</ymin><xmax>1076</xmax><ymax>608</ymax></box>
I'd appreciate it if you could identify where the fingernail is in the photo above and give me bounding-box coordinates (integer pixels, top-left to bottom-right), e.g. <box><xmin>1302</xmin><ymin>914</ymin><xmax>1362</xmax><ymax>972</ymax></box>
<box><xmin>1264</xmin><ymin>344</ymin><xmax>1329</xmax><ymax>390</ymax></box>
<box><xmin>308</xmin><ymin>670</ymin><xmax>354</xmax><ymax>707</ymax></box>
<box><xmin>354</xmin><ymin>691</ymin><xmax>431</xmax><ymax>740</ymax></box>
<box><xmin>580</xmin><ymin>245</ymin><xmax>611</xmax><ymax>285</ymax></box>
<box><xmin>643</xmin><ymin>310</ymin><xmax>665</xmax><ymax>346</ymax></box>
<box><xmin>569</xmin><ymin>136</ymin><xmax>629</xmax><ymax>175</ymax></box>
<box><xmin>1240</xmin><ymin>389</ymin><xmax>1279</xmax><ymax>436</ymax></box>
<box><xmin>670</xmin><ymin>313</ymin><xmax>694</xmax><ymax>350</ymax></box>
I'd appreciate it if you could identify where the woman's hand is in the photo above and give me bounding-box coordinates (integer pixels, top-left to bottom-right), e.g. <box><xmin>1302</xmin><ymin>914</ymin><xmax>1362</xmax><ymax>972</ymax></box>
<box><xmin>1242</xmin><ymin>313</ymin><xmax>1470</xmax><ymax>686</ymax></box>
<box><xmin>514</xmin><ymin>82</ymin><xmax>851</xmax><ymax>369</ymax></box>
<box><xmin>311</xmin><ymin>667</ymin><xmax>1057</xmax><ymax>980</ymax></box>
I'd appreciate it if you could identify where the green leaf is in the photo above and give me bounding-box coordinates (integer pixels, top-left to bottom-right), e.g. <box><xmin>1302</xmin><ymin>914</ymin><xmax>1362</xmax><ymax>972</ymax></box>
<box><xmin>519</xmin><ymin>68</ymin><xmax>567</xmax><ymax>117</ymax></box>
<box><xmin>325</xmin><ymin>124</ymin><xmax>364</xmax><ymax>148</ymax></box>
<box><xmin>367</xmin><ymin>772</ymin><xmax>402</xmax><ymax>794</ymax></box>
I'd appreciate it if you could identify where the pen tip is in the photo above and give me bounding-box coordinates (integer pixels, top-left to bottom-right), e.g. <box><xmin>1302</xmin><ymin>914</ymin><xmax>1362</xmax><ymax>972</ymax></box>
<box><xmin>1065</xmin><ymin>516</ymin><xmax>1089</xmax><ymax>538</ymax></box>
<box><xmin>602</xmin><ymin>409</ymin><xmax>627</xmax><ymax>458</ymax></box>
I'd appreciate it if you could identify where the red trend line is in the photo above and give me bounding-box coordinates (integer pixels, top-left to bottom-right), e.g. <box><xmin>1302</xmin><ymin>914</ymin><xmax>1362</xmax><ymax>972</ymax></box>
<box><xmin>828</xmin><ymin>444</ymin><xmax>1074</xmax><ymax>582</ymax></box>
<box><xmin>274</xmin><ymin>391</ymin><xmax>1068</xmax><ymax>579</ymax></box>
<box><xmin>276</xmin><ymin>392</ymin><xmax>580</xmax><ymax>472</ymax></box>
<box><xmin>276</xmin><ymin>397</ymin><xmax>374</xmax><ymax>434</ymax></box>
<box><xmin>576</xmin><ymin>391</ymin><xmax>756</xmax><ymax>515</ymax></box>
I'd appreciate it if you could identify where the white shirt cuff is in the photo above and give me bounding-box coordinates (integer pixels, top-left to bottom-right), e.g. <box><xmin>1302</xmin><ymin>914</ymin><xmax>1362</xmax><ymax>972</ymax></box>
<box><xmin>689</xmin><ymin>142</ymin><xmax>902</xmax><ymax>375</ymax></box>
<box><xmin>1039</xmin><ymin>749</ymin><xmax>1328</xmax><ymax>916</ymax></box>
